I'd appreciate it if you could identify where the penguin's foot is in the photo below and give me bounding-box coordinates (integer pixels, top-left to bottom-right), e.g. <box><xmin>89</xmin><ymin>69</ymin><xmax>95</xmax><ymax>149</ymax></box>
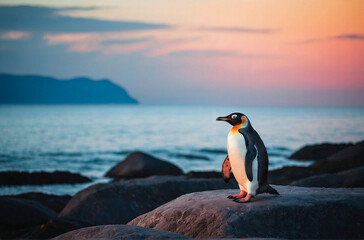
<box><xmin>233</xmin><ymin>194</ymin><xmax>252</xmax><ymax>203</ymax></box>
<box><xmin>227</xmin><ymin>190</ymin><xmax>247</xmax><ymax>199</ymax></box>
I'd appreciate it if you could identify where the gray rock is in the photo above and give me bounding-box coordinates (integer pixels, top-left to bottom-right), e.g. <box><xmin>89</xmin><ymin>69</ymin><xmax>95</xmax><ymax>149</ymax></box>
<box><xmin>105</xmin><ymin>151</ymin><xmax>183</xmax><ymax>179</ymax></box>
<box><xmin>1</xmin><ymin>192</ymin><xmax>72</xmax><ymax>213</ymax></box>
<box><xmin>53</xmin><ymin>224</ymin><xmax>190</xmax><ymax>239</ymax></box>
<box><xmin>26</xmin><ymin>216</ymin><xmax>93</xmax><ymax>239</ymax></box>
<box><xmin>0</xmin><ymin>170</ymin><xmax>91</xmax><ymax>186</ymax></box>
<box><xmin>60</xmin><ymin>176</ymin><xmax>238</xmax><ymax>225</ymax></box>
<box><xmin>0</xmin><ymin>198</ymin><xmax>57</xmax><ymax>227</ymax></box>
<box><xmin>128</xmin><ymin>186</ymin><xmax>364</xmax><ymax>239</ymax></box>
<box><xmin>0</xmin><ymin>197</ymin><xmax>58</xmax><ymax>238</ymax></box>
<box><xmin>291</xmin><ymin>166</ymin><xmax>364</xmax><ymax>187</ymax></box>
<box><xmin>289</xmin><ymin>142</ymin><xmax>353</xmax><ymax>160</ymax></box>
<box><xmin>184</xmin><ymin>171</ymin><xmax>234</xmax><ymax>179</ymax></box>
<box><xmin>268</xmin><ymin>166</ymin><xmax>322</xmax><ymax>185</ymax></box>
<box><xmin>311</xmin><ymin>141</ymin><xmax>364</xmax><ymax>173</ymax></box>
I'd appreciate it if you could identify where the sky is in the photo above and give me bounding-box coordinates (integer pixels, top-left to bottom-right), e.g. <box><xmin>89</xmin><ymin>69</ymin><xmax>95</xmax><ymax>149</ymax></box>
<box><xmin>0</xmin><ymin>0</ymin><xmax>363</xmax><ymax>106</ymax></box>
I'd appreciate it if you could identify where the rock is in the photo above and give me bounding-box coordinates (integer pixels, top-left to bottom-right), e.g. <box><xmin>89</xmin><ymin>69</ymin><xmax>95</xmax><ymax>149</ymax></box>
<box><xmin>60</xmin><ymin>176</ymin><xmax>238</xmax><ymax>225</ymax></box>
<box><xmin>128</xmin><ymin>186</ymin><xmax>364</xmax><ymax>239</ymax></box>
<box><xmin>291</xmin><ymin>166</ymin><xmax>364</xmax><ymax>188</ymax></box>
<box><xmin>0</xmin><ymin>197</ymin><xmax>57</xmax><ymax>238</ymax></box>
<box><xmin>1</xmin><ymin>192</ymin><xmax>72</xmax><ymax>213</ymax></box>
<box><xmin>0</xmin><ymin>198</ymin><xmax>57</xmax><ymax>227</ymax></box>
<box><xmin>0</xmin><ymin>171</ymin><xmax>91</xmax><ymax>186</ymax></box>
<box><xmin>184</xmin><ymin>171</ymin><xmax>222</xmax><ymax>179</ymax></box>
<box><xmin>26</xmin><ymin>217</ymin><xmax>93</xmax><ymax>239</ymax></box>
<box><xmin>172</xmin><ymin>153</ymin><xmax>210</xmax><ymax>161</ymax></box>
<box><xmin>289</xmin><ymin>142</ymin><xmax>353</xmax><ymax>160</ymax></box>
<box><xmin>105</xmin><ymin>151</ymin><xmax>183</xmax><ymax>179</ymax></box>
<box><xmin>268</xmin><ymin>166</ymin><xmax>323</xmax><ymax>185</ymax></box>
<box><xmin>53</xmin><ymin>225</ymin><xmax>190</xmax><ymax>240</ymax></box>
<box><xmin>183</xmin><ymin>171</ymin><xmax>240</xmax><ymax>182</ymax></box>
<box><xmin>311</xmin><ymin>141</ymin><xmax>364</xmax><ymax>173</ymax></box>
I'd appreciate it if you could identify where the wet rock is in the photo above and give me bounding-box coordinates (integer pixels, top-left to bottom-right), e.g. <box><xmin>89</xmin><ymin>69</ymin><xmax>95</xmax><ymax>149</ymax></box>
<box><xmin>184</xmin><ymin>171</ymin><xmax>222</xmax><ymax>179</ymax></box>
<box><xmin>105</xmin><ymin>151</ymin><xmax>183</xmax><ymax>179</ymax></box>
<box><xmin>0</xmin><ymin>198</ymin><xmax>57</xmax><ymax>227</ymax></box>
<box><xmin>128</xmin><ymin>186</ymin><xmax>364</xmax><ymax>239</ymax></box>
<box><xmin>268</xmin><ymin>166</ymin><xmax>323</xmax><ymax>185</ymax></box>
<box><xmin>60</xmin><ymin>176</ymin><xmax>237</xmax><ymax>225</ymax></box>
<box><xmin>26</xmin><ymin>216</ymin><xmax>93</xmax><ymax>239</ymax></box>
<box><xmin>289</xmin><ymin>142</ymin><xmax>353</xmax><ymax>160</ymax></box>
<box><xmin>311</xmin><ymin>141</ymin><xmax>364</xmax><ymax>173</ymax></box>
<box><xmin>53</xmin><ymin>224</ymin><xmax>191</xmax><ymax>240</ymax></box>
<box><xmin>0</xmin><ymin>197</ymin><xmax>57</xmax><ymax>238</ymax></box>
<box><xmin>1</xmin><ymin>192</ymin><xmax>72</xmax><ymax>213</ymax></box>
<box><xmin>291</xmin><ymin>166</ymin><xmax>364</xmax><ymax>188</ymax></box>
<box><xmin>0</xmin><ymin>171</ymin><xmax>91</xmax><ymax>186</ymax></box>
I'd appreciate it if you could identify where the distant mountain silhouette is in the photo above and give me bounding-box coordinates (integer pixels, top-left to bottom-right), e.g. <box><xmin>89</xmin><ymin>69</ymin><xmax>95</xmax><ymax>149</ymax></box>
<box><xmin>0</xmin><ymin>74</ymin><xmax>138</xmax><ymax>104</ymax></box>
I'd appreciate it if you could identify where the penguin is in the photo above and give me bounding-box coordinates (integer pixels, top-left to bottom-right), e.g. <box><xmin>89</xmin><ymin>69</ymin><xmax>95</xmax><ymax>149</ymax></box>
<box><xmin>216</xmin><ymin>112</ymin><xmax>278</xmax><ymax>203</ymax></box>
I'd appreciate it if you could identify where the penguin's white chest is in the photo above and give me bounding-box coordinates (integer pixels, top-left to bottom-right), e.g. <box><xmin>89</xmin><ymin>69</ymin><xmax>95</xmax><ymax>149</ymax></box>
<box><xmin>227</xmin><ymin>131</ymin><xmax>259</xmax><ymax>195</ymax></box>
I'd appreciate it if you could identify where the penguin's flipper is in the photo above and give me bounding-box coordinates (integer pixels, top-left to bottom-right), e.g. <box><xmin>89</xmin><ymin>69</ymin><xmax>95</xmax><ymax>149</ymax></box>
<box><xmin>239</xmin><ymin>129</ymin><xmax>257</xmax><ymax>182</ymax></box>
<box><xmin>222</xmin><ymin>155</ymin><xmax>231</xmax><ymax>183</ymax></box>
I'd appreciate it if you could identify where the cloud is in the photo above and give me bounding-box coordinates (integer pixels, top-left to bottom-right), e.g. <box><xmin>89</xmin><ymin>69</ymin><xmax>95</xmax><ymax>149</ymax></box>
<box><xmin>331</xmin><ymin>34</ymin><xmax>364</xmax><ymax>40</ymax></box>
<box><xmin>102</xmin><ymin>37</ymin><xmax>153</xmax><ymax>45</ymax></box>
<box><xmin>0</xmin><ymin>6</ymin><xmax>274</xmax><ymax>59</ymax></box>
<box><xmin>0</xmin><ymin>5</ymin><xmax>169</xmax><ymax>33</ymax></box>
<box><xmin>42</xmin><ymin>32</ymin><xmax>204</xmax><ymax>55</ymax></box>
<box><xmin>198</xmin><ymin>27</ymin><xmax>276</xmax><ymax>34</ymax></box>
<box><xmin>42</xmin><ymin>32</ymin><xmax>153</xmax><ymax>53</ymax></box>
<box><xmin>166</xmin><ymin>50</ymin><xmax>274</xmax><ymax>58</ymax></box>
<box><xmin>291</xmin><ymin>33</ymin><xmax>364</xmax><ymax>44</ymax></box>
<box><xmin>0</xmin><ymin>31</ymin><xmax>30</xmax><ymax>40</ymax></box>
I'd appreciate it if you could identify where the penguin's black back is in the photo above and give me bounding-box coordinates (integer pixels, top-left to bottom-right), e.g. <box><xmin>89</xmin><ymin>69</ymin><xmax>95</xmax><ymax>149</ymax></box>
<box><xmin>239</xmin><ymin>124</ymin><xmax>279</xmax><ymax>195</ymax></box>
<box><xmin>245</xmin><ymin>127</ymin><xmax>268</xmax><ymax>183</ymax></box>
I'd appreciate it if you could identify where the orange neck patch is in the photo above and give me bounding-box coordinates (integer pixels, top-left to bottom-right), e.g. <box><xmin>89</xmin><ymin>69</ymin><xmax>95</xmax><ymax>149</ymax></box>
<box><xmin>231</xmin><ymin>124</ymin><xmax>242</xmax><ymax>133</ymax></box>
<box><xmin>230</xmin><ymin>117</ymin><xmax>246</xmax><ymax>133</ymax></box>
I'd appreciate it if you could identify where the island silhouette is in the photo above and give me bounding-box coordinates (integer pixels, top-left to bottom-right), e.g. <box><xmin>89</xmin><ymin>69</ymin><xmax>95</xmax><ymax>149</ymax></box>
<box><xmin>0</xmin><ymin>73</ymin><xmax>138</xmax><ymax>104</ymax></box>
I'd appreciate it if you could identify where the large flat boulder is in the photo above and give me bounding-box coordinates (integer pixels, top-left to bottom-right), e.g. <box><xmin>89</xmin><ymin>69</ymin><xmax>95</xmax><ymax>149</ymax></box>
<box><xmin>289</xmin><ymin>142</ymin><xmax>353</xmax><ymax>160</ymax></box>
<box><xmin>0</xmin><ymin>171</ymin><xmax>91</xmax><ymax>186</ymax></box>
<box><xmin>105</xmin><ymin>151</ymin><xmax>183</xmax><ymax>179</ymax></box>
<box><xmin>128</xmin><ymin>186</ymin><xmax>364</xmax><ymax>239</ymax></box>
<box><xmin>291</xmin><ymin>166</ymin><xmax>364</xmax><ymax>188</ymax></box>
<box><xmin>311</xmin><ymin>141</ymin><xmax>364</xmax><ymax>173</ymax></box>
<box><xmin>53</xmin><ymin>225</ymin><xmax>190</xmax><ymax>239</ymax></box>
<box><xmin>60</xmin><ymin>176</ymin><xmax>238</xmax><ymax>225</ymax></box>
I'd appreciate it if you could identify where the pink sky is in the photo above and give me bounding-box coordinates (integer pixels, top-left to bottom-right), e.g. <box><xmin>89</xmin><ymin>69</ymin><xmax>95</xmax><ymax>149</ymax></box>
<box><xmin>0</xmin><ymin>0</ymin><xmax>363</xmax><ymax>106</ymax></box>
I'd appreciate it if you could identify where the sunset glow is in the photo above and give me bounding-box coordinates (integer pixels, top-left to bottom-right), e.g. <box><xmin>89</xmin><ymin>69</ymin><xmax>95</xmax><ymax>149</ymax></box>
<box><xmin>0</xmin><ymin>0</ymin><xmax>363</xmax><ymax>106</ymax></box>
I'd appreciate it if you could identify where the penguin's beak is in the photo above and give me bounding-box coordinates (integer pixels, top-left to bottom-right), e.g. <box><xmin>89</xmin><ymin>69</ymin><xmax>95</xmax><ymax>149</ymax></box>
<box><xmin>216</xmin><ymin>116</ymin><xmax>229</xmax><ymax>121</ymax></box>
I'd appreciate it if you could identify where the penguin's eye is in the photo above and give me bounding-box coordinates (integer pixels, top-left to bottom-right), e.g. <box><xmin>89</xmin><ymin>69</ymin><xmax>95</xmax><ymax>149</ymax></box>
<box><xmin>231</xmin><ymin>114</ymin><xmax>237</xmax><ymax>119</ymax></box>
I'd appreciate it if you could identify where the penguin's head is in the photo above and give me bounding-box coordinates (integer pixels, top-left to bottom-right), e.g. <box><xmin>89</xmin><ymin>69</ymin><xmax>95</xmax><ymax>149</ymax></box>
<box><xmin>216</xmin><ymin>112</ymin><xmax>249</xmax><ymax>127</ymax></box>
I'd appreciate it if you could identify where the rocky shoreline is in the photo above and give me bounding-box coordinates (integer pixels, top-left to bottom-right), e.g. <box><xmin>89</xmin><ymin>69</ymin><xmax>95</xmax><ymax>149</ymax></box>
<box><xmin>0</xmin><ymin>141</ymin><xmax>363</xmax><ymax>239</ymax></box>
<box><xmin>269</xmin><ymin>140</ymin><xmax>364</xmax><ymax>187</ymax></box>
<box><xmin>0</xmin><ymin>171</ymin><xmax>91</xmax><ymax>186</ymax></box>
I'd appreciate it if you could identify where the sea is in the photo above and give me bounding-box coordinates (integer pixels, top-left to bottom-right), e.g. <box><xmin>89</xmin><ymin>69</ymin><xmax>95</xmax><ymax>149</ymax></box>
<box><xmin>0</xmin><ymin>105</ymin><xmax>363</xmax><ymax>196</ymax></box>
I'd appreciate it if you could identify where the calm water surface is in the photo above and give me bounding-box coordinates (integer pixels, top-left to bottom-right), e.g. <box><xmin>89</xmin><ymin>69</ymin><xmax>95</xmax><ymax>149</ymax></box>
<box><xmin>0</xmin><ymin>105</ymin><xmax>363</xmax><ymax>195</ymax></box>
